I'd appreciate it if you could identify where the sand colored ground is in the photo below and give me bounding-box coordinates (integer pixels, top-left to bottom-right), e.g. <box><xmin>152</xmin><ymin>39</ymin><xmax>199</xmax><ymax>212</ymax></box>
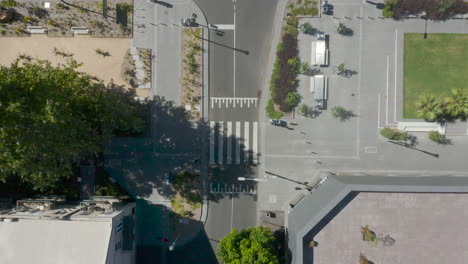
<box><xmin>0</xmin><ymin>35</ymin><xmax>149</xmax><ymax>97</ymax></box>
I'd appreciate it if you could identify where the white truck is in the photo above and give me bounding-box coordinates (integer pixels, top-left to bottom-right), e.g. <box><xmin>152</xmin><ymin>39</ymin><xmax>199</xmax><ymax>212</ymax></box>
<box><xmin>313</xmin><ymin>75</ymin><xmax>328</xmax><ymax>109</ymax></box>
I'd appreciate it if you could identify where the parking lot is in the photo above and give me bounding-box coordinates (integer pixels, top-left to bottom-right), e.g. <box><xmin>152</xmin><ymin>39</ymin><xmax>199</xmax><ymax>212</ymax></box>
<box><xmin>259</xmin><ymin>1</ymin><xmax>468</xmax><ymax>211</ymax></box>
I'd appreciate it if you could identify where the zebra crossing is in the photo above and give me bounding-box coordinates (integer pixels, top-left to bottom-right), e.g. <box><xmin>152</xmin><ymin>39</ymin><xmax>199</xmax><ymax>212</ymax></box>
<box><xmin>210</xmin><ymin>121</ymin><xmax>258</xmax><ymax>165</ymax></box>
<box><xmin>210</xmin><ymin>97</ymin><xmax>258</xmax><ymax>109</ymax></box>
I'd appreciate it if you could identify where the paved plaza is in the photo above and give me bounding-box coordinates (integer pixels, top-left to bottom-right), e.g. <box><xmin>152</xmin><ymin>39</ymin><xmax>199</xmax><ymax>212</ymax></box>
<box><xmin>259</xmin><ymin>0</ymin><xmax>468</xmax><ymax>212</ymax></box>
<box><xmin>313</xmin><ymin>192</ymin><xmax>468</xmax><ymax>264</ymax></box>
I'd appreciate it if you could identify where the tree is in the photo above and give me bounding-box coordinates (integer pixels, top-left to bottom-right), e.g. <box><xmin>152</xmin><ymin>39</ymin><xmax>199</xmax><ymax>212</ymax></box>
<box><xmin>336</xmin><ymin>23</ymin><xmax>353</xmax><ymax>36</ymax></box>
<box><xmin>300</xmin><ymin>22</ymin><xmax>315</xmax><ymax>35</ymax></box>
<box><xmin>285</xmin><ymin>91</ymin><xmax>301</xmax><ymax>109</ymax></box>
<box><xmin>429</xmin><ymin>131</ymin><xmax>448</xmax><ymax>144</ymax></box>
<box><xmin>0</xmin><ymin>57</ymin><xmax>146</xmax><ymax>191</ymax></box>
<box><xmin>415</xmin><ymin>95</ymin><xmax>443</xmax><ymax>121</ymax></box>
<box><xmin>217</xmin><ymin>227</ymin><xmax>280</xmax><ymax>264</ymax></box>
<box><xmin>331</xmin><ymin>106</ymin><xmax>353</xmax><ymax>121</ymax></box>
<box><xmin>444</xmin><ymin>88</ymin><xmax>468</xmax><ymax>119</ymax></box>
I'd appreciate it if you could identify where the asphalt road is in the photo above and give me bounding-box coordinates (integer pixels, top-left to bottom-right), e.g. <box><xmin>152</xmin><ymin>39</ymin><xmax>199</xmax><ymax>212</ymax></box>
<box><xmin>205</xmin><ymin>194</ymin><xmax>258</xmax><ymax>251</ymax></box>
<box><xmin>192</xmin><ymin>0</ymin><xmax>279</xmax><ymax>260</ymax></box>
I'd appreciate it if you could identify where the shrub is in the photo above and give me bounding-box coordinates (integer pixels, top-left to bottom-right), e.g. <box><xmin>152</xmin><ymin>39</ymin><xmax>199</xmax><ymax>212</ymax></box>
<box><xmin>299</xmin><ymin>104</ymin><xmax>309</xmax><ymax>116</ymax></box>
<box><xmin>47</xmin><ymin>19</ymin><xmax>55</xmax><ymax>26</ymax></box>
<box><xmin>382</xmin><ymin>4</ymin><xmax>395</xmax><ymax>17</ymax></box>
<box><xmin>290</xmin><ymin>6</ymin><xmax>319</xmax><ymax>17</ymax></box>
<box><xmin>300</xmin><ymin>62</ymin><xmax>310</xmax><ymax>74</ymax></box>
<box><xmin>428</xmin><ymin>131</ymin><xmax>447</xmax><ymax>144</ymax></box>
<box><xmin>0</xmin><ymin>0</ymin><xmax>16</xmax><ymax>8</ymax></box>
<box><xmin>272</xmin><ymin>33</ymin><xmax>298</xmax><ymax>112</ymax></box>
<box><xmin>380</xmin><ymin>127</ymin><xmax>410</xmax><ymax>141</ymax></box>
<box><xmin>0</xmin><ymin>30</ymin><xmax>5</xmax><ymax>35</ymax></box>
<box><xmin>266</xmin><ymin>99</ymin><xmax>284</xmax><ymax>119</ymax></box>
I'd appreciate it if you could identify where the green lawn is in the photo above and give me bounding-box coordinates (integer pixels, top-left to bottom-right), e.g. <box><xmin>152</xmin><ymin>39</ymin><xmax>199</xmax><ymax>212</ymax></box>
<box><xmin>403</xmin><ymin>33</ymin><xmax>468</xmax><ymax>118</ymax></box>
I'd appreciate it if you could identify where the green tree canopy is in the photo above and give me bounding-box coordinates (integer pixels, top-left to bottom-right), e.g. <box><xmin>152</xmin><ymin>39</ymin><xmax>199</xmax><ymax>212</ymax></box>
<box><xmin>0</xmin><ymin>57</ymin><xmax>146</xmax><ymax>191</ymax></box>
<box><xmin>217</xmin><ymin>226</ymin><xmax>280</xmax><ymax>264</ymax></box>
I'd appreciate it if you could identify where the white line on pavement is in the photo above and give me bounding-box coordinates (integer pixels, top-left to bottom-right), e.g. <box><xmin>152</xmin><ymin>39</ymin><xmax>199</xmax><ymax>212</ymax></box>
<box><xmin>252</xmin><ymin>122</ymin><xmax>258</xmax><ymax>164</ymax></box>
<box><xmin>244</xmin><ymin>122</ymin><xmax>250</xmax><ymax>163</ymax></box>
<box><xmin>215</xmin><ymin>24</ymin><xmax>235</xmax><ymax>30</ymax></box>
<box><xmin>377</xmin><ymin>93</ymin><xmax>381</xmax><ymax>129</ymax></box>
<box><xmin>218</xmin><ymin>121</ymin><xmax>224</xmax><ymax>164</ymax></box>
<box><xmin>235</xmin><ymin>121</ymin><xmax>241</xmax><ymax>164</ymax></box>
<box><xmin>394</xmin><ymin>29</ymin><xmax>398</xmax><ymax>123</ymax></box>
<box><xmin>356</xmin><ymin>6</ymin><xmax>363</xmax><ymax>157</ymax></box>
<box><xmin>227</xmin><ymin>122</ymin><xmax>233</xmax><ymax>164</ymax></box>
<box><xmin>386</xmin><ymin>55</ymin><xmax>389</xmax><ymax>125</ymax></box>
<box><xmin>210</xmin><ymin>121</ymin><xmax>215</xmax><ymax>164</ymax></box>
<box><xmin>233</xmin><ymin>4</ymin><xmax>236</xmax><ymax>97</ymax></box>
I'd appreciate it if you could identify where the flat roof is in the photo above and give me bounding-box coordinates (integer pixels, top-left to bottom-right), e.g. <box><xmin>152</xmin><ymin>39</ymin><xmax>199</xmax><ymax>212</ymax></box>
<box><xmin>0</xmin><ymin>219</ymin><xmax>112</xmax><ymax>264</ymax></box>
<box><xmin>313</xmin><ymin>192</ymin><xmax>468</xmax><ymax>264</ymax></box>
<box><xmin>315</xmin><ymin>40</ymin><xmax>326</xmax><ymax>65</ymax></box>
<box><xmin>287</xmin><ymin>175</ymin><xmax>468</xmax><ymax>264</ymax></box>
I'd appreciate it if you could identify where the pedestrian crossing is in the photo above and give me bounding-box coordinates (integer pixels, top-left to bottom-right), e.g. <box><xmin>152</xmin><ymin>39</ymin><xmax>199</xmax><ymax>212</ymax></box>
<box><xmin>210</xmin><ymin>121</ymin><xmax>258</xmax><ymax>165</ymax></box>
<box><xmin>210</xmin><ymin>97</ymin><xmax>258</xmax><ymax>109</ymax></box>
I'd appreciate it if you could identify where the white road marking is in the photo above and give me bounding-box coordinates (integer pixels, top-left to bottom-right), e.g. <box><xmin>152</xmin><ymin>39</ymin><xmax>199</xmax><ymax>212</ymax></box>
<box><xmin>252</xmin><ymin>122</ymin><xmax>258</xmax><ymax>164</ymax></box>
<box><xmin>235</xmin><ymin>122</ymin><xmax>241</xmax><ymax>164</ymax></box>
<box><xmin>356</xmin><ymin>6</ymin><xmax>363</xmax><ymax>157</ymax></box>
<box><xmin>386</xmin><ymin>55</ymin><xmax>389</xmax><ymax>125</ymax></box>
<box><xmin>365</xmin><ymin>147</ymin><xmax>378</xmax><ymax>153</ymax></box>
<box><xmin>394</xmin><ymin>29</ymin><xmax>398</xmax><ymax>123</ymax></box>
<box><xmin>210</xmin><ymin>97</ymin><xmax>258</xmax><ymax>108</ymax></box>
<box><xmin>233</xmin><ymin>4</ymin><xmax>236</xmax><ymax>97</ymax></box>
<box><xmin>218</xmin><ymin>121</ymin><xmax>224</xmax><ymax>164</ymax></box>
<box><xmin>244</xmin><ymin>122</ymin><xmax>250</xmax><ymax>163</ymax></box>
<box><xmin>377</xmin><ymin>93</ymin><xmax>381</xmax><ymax>129</ymax></box>
<box><xmin>226</xmin><ymin>122</ymin><xmax>233</xmax><ymax>164</ymax></box>
<box><xmin>210</xmin><ymin>121</ymin><xmax>215</xmax><ymax>164</ymax></box>
<box><xmin>215</xmin><ymin>24</ymin><xmax>236</xmax><ymax>30</ymax></box>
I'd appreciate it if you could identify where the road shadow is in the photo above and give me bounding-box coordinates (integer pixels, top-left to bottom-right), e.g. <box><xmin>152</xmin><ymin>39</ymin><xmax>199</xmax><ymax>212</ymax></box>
<box><xmin>301</xmin><ymin>192</ymin><xmax>359</xmax><ymax>264</ymax></box>
<box><xmin>104</xmin><ymin>96</ymin><xmax>207</xmax><ymax>201</ymax></box>
<box><xmin>136</xmin><ymin>200</ymin><xmax>218</xmax><ymax>264</ymax></box>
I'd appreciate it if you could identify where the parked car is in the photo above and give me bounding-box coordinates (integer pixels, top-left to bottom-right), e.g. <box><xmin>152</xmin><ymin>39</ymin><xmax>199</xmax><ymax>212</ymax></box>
<box><xmin>270</xmin><ymin>119</ymin><xmax>287</xmax><ymax>127</ymax></box>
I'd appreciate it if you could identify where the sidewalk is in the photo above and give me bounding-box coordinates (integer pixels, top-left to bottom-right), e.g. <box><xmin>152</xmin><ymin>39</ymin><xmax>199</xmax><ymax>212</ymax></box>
<box><xmin>131</xmin><ymin>0</ymin><xmax>210</xmax><ymax>251</ymax></box>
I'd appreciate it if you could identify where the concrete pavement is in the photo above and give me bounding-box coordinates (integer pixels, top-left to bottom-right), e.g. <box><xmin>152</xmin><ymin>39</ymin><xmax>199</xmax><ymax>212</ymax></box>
<box><xmin>259</xmin><ymin>0</ymin><xmax>468</xmax><ymax>213</ymax></box>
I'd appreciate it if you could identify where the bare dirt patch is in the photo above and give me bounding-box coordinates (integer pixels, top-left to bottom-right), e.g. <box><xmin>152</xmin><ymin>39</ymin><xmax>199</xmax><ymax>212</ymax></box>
<box><xmin>0</xmin><ymin>34</ymin><xmax>147</xmax><ymax>98</ymax></box>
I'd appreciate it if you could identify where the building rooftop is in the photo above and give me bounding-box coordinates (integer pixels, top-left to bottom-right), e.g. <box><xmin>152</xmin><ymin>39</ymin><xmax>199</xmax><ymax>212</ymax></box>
<box><xmin>0</xmin><ymin>219</ymin><xmax>112</xmax><ymax>264</ymax></box>
<box><xmin>286</xmin><ymin>175</ymin><xmax>468</xmax><ymax>264</ymax></box>
<box><xmin>313</xmin><ymin>192</ymin><xmax>468</xmax><ymax>264</ymax></box>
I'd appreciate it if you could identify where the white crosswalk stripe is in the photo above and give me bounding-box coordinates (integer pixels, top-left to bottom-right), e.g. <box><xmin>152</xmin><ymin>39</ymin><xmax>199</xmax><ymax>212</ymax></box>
<box><xmin>244</xmin><ymin>122</ymin><xmax>250</xmax><ymax>163</ymax></box>
<box><xmin>226</xmin><ymin>122</ymin><xmax>233</xmax><ymax>164</ymax></box>
<box><xmin>218</xmin><ymin>121</ymin><xmax>224</xmax><ymax>164</ymax></box>
<box><xmin>252</xmin><ymin>122</ymin><xmax>258</xmax><ymax>164</ymax></box>
<box><xmin>209</xmin><ymin>121</ymin><xmax>259</xmax><ymax>165</ymax></box>
<box><xmin>235</xmin><ymin>122</ymin><xmax>241</xmax><ymax>164</ymax></box>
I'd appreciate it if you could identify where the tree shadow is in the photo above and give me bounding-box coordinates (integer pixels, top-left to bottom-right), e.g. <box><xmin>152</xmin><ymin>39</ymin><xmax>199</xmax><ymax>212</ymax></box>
<box><xmin>337</xmin><ymin>69</ymin><xmax>358</xmax><ymax>78</ymax></box>
<box><xmin>103</xmin><ymin>95</ymin><xmax>255</xmax><ymax>204</ymax></box>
